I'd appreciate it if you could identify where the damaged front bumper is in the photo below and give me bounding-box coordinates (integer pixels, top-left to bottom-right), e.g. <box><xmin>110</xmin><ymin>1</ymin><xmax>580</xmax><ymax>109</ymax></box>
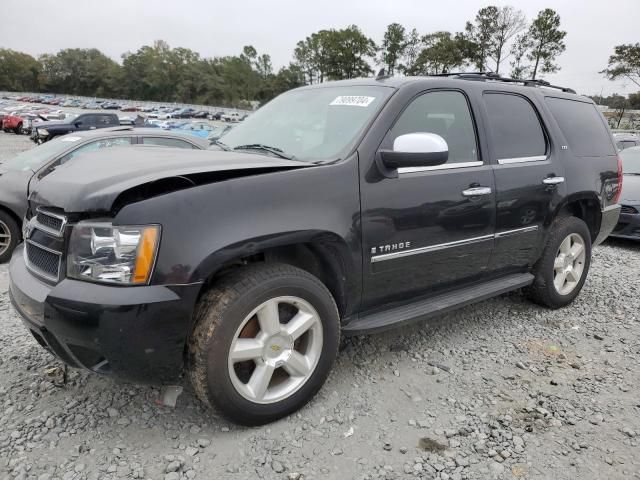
<box><xmin>9</xmin><ymin>244</ymin><xmax>202</xmax><ymax>384</ymax></box>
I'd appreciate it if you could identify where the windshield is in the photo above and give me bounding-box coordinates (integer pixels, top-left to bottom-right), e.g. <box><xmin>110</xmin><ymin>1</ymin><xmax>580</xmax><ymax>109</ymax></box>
<box><xmin>2</xmin><ymin>136</ymin><xmax>79</xmax><ymax>171</ymax></box>
<box><xmin>622</xmin><ymin>147</ymin><xmax>640</xmax><ymax>175</ymax></box>
<box><xmin>219</xmin><ymin>85</ymin><xmax>393</xmax><ymax>162</ymax></box>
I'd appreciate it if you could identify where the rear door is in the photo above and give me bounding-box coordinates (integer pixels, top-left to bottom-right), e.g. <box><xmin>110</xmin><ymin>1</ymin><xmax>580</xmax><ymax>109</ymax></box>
<box><xmin>482</xmin><ymin>91</ymin><xmax>566</xmax><ymax>271</ymax></box>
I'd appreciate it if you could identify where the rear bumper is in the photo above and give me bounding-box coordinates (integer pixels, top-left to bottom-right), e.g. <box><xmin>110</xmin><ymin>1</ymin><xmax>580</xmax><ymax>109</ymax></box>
<box><xmin>595</xmin><ymin>204</ymin><xmax>622</xmax><ymax>245</ymax></box>
<box><xmin>9</xmin><ymin>244</ymin><xmax>202</xmax><ymax>384</ymax></box>
<box><xmin>609</xmin><ymin>208</ymin><xmax>640</xmax><ymax>241</ymax></box>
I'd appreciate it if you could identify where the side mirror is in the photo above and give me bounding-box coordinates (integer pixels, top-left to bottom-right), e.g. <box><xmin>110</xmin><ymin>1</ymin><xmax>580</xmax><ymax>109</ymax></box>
<box><xmin>380</xmin><ymin>133</ymin><xmax>448</xmax><ymax>169</ymax></box>
<box><xmin>75</xmin><ymin>121</ymin><xmax>82</xmax><ymax>127</ymax></box>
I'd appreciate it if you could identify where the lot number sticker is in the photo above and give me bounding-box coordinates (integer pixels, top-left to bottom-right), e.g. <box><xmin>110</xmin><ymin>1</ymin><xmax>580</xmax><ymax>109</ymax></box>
<box><xmin>330</xmin><ymin>96</ymin><xmax>375</xmax><ymax>107</ymax></box>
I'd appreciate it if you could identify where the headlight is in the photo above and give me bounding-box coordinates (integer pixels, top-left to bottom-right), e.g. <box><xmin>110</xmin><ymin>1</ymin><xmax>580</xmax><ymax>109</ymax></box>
<box><xmin>67</xmin><ymin>222</ymin><xmax>160</xmax><ymax>285</ymax></box>
<box><xmin>38</xmin><ymin>128</ymin><xmax>48</xmax><ymax>136</ymax></box>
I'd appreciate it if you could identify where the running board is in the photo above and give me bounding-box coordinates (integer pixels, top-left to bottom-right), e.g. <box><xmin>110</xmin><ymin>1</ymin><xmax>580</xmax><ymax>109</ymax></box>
<box><xmin>343</xmin><ymin>273</ymin><xmax>534</xmax><ymax>335</ymax></box>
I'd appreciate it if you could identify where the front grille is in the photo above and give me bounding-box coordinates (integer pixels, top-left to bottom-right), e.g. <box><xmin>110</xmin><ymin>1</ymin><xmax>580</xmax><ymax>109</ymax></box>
<box><xmin>25</xmin><ymin>241</ymin><xmax>61</xmax><ymax>280</ymax></box>
<box><xmin>620</xmin><ymin>205</ymin><xmax>638</xmax><ymax>215</ymax></box>
<box><xmin>35</xmin><ymin>209</ymin><xmax>66</xmax><ymax>235</ymax></box>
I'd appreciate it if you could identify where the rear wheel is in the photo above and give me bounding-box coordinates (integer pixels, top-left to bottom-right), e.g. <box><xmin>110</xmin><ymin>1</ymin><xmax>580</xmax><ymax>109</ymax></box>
<box><xmin>526</xmin><ymin>216</ymin><xmax>591</xmax><ymax>308</ymax></box>
<box><xmin>13</xmin><ymin>123</ymin><xmax>22</xmax><ymax>134</ymax></box>
<box><xmin>188</xmin><ymin>263</ymin><xmax>340</xmax><ymax>425</ymax></box>
<box><xmin>0</xmin><ymin>211</ymin><xmax>19</xmax><ymax>263</ymax></box>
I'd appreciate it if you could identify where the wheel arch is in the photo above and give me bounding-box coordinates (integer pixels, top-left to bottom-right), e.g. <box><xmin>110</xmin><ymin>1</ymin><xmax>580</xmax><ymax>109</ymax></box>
<box><xmin>193</xmin><ymin>230</ymin><xmax>360</xmax><ymax>320</ymax></box>
<box><xmin>550</xmin><ymin>192</ymin><xmax>602</xmax><ymax>243</ymax></box>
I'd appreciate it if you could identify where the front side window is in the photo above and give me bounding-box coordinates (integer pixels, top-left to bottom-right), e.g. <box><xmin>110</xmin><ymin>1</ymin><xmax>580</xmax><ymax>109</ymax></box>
<box><xmin>484</xmin><ymin>93</ymin><xmax>547</xmax><ymax>160</ymax></box>
<box><xmin>141</xmin><ymin>137</ymin><xmax>198</xmax><ymax>149</ymax></box>
<box><xmin>219</xmin><ymin>86</ymin><xmax>393</xmax><ymax>162</ymax></box>
<box><xmin>388</xmin><ymin>90</ymin><xmax>479</xmax><ymax>164</ymax></box>
<box><xmin>59</xmin><ymin>137</ymin><xmax>133</xmax><ymax>164</ymax></box>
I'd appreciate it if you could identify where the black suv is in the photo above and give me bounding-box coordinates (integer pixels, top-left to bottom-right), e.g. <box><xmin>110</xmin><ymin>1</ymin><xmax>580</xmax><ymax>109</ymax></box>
<box><xmin>31</xmin><ymin>113</ymin><xmax>120</xmax><ymax>143</ymax></box>
<box><xmin>9</xmin><ymin>74</ymin><xmax>621</xmax><ymax>425</ymax></box>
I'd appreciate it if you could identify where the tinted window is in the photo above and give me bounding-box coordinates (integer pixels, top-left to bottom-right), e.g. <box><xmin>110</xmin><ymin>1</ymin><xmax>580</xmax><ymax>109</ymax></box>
<box><xmin>142</xmin><ymin>137</ymin><xmax>197</xmax><ymax>149</ymax></box>
<box><xmin>545</xmin><ymin>97</ymin><xmax>615</xmax><ymax>157</ymax></box>
<box><xmin>484</xmin><ymin>93</ymin><xmax>546</xmax><ymax>160</ymax></box>
<box><xmin>59</xmin><ymin>137</ymin><xmax>133</xmax><ymax>164</ymax></box>
<box><xmin>389</xmin><ymin>91</ymin><xmax>478</xmax><ymax>163</ymax></box>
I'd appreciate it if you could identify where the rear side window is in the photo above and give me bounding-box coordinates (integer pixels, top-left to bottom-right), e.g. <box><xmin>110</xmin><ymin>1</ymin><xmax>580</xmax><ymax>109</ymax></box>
<box><xmin>545</xmin><ymin>97</ymin><xmax>615</xmax><ymax>157</ymax></box>
<box><xmin>484</xmin><ymin>93</ymin><xmax>547</xmax><ymax>161</ymax></box>
<box><xmin>141</xmin><ymin>137</ymin><xmax>198</xmax><ymax>149</ymax></box>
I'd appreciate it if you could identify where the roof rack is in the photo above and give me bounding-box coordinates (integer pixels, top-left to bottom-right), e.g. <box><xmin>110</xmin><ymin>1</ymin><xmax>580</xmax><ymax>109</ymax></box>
<box><xmin>429</xmin><ymin>72</ymin><xmax>577</xmax><ymax>94</ymax></box>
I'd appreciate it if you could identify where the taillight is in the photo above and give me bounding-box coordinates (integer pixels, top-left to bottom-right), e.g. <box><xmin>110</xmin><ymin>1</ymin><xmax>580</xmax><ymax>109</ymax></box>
<box><xmin>613</xmin><ymin>155</ymin><xmax>623</xmax><ymax>204</ymax></box>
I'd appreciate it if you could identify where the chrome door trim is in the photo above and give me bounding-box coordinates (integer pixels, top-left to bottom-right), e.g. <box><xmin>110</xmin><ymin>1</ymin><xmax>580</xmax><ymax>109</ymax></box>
<box><xmin>497</xmin><ymin>155</ymin><xmax>547</xmax><ymax>165</ymax></box>
<box><xmin>371</xmin><ymin>234</ymin><xmax>494</xmax><ymax>263</ymax></box>
<box><xmin>398</xmin><ymin>161</ymin><xmax>483</xmax><ymax>175</ymax></box>
<box><xmin>371</xmin><ymin>225</ymin><xmax>540</xmax><ymax>263</ymax></box>
<box><xmin>494</xmin><ymin>225</ymin><xmax>539</xmax><ymax>238</ymax></box>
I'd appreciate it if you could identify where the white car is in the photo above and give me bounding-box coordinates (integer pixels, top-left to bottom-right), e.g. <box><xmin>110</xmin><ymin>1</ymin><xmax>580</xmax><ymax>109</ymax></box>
<box><xmin>222</xmin><ymin>112</ymin><xmax>242</xmax><ymax>123</ymax></box>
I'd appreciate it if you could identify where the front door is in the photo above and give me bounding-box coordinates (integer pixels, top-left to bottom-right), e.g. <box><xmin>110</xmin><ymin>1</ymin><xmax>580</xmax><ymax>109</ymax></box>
<box><xmin>360</xmin><ymin>89</ymin><xmax>496</xmax><ymax>310</ymax></box>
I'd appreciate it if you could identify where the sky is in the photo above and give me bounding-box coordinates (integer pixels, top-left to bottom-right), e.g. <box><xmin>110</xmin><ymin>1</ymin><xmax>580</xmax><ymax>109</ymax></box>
<box><xmin>1</xmin><ymin>0</ymin><xmax>638</xmax><ymax>96</ymax></box>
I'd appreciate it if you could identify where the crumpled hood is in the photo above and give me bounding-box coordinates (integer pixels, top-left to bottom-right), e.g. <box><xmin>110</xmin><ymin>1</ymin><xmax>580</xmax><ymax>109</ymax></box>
<box><xmin>29</xmin><ymin>147</ymin><xmax>310</xmax><ymax>213</ymax></box>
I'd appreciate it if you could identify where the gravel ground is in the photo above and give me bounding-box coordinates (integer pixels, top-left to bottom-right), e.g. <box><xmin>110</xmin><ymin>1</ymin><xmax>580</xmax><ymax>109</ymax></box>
<box><xmin>1</xmin><ymin>131</ymin><xmax>640</xmax><ymax>480</ymax></box>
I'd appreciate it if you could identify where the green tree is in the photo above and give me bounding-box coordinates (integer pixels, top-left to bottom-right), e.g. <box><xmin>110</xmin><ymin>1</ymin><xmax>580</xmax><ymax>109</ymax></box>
<box><xmin>380</xmin><ymin>23</ymin><xmax>406</xmax><ymax>75</ymax></box>
<box><xmin>629</xmin><ymin>92</ymin><xmax>640</xmax><ymax>110</ymax></box>
<box><xmin>400</xmin><ymin>28</ymin><xmax>422</xmax><ymax>74</ymax></box>
<box><xmin>465</xmin><ymin>6</ymin><xmax>498</xmax><ymax>71</ymax></box>
<box><xmin>0</xmin><ymin>49</ymin><xmax>40</xmax><ymax>92</ymax></box>
<box><xmin>409</xmin><ymin>32</ymin><xmax>470</xmax><ymax>75</ymax></box>
<box><xmin>602</xmin><ymin>44</ymin><xmax>640</xmax><ymax>88</ymax></box>
<box><xmin>526</xmin><ymin>8</ymin><xmax>566</xmax><ymax>80</ymax></box>
<box><xmin>510</xmin><ymin>34</ymin><xmax>531</xmax><ymax>79</ymax></box>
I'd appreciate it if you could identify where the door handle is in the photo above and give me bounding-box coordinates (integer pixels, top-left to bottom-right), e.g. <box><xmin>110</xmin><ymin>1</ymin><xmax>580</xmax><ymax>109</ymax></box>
<box><xmin>543</xmin><ymin>176</ymin><xmax>565</xmax><ymax>185</ymax></box>
<box><xmin>462</xmin><ymin>186</ymin><xmax>492</xmax><ymax>197</ymax></box>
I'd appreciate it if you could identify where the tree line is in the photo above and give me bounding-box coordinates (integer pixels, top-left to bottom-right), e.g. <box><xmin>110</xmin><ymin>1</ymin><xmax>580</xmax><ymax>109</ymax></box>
<box><xmin>0</xmin><ymin>6</ymin><xmax>638</xmax><ymax>108</ymax></box>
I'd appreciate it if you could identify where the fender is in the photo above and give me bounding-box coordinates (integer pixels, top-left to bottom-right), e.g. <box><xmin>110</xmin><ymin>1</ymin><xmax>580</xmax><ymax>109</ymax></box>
<box><xmin>114</xmin><ymin>154</ymin><xmax>363</xmax><ymax>310</ymax></box>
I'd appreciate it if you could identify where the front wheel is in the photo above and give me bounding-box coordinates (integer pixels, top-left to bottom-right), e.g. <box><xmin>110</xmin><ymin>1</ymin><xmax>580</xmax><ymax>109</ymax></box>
<box><xmin>188</xmin><ymin>263</ymin><xmax>340</xmax><ymax>425</ymax></box>
<box><xmin>0</xmin><ymin>211</ymin><xmax>20</xmax><ymax>263</ymax></box>
<box><xmin>526</xmin><ymin>216</ymin><xmax>591</xmax><ymax>309</ymax></box>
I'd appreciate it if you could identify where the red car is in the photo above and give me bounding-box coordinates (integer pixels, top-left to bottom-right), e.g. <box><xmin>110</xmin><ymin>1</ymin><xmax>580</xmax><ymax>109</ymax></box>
<box><xmin>1</xmin><ymin>114</ymin><xmax>25</xmax><ymax>134</ymax></box>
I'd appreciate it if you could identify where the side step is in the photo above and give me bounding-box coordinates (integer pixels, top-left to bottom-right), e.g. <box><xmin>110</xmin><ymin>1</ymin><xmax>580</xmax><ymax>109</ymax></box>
<box><xmin>343</xmin><ymin>273</ymin><xmax>534</xmax><ymax>335</ymax></box>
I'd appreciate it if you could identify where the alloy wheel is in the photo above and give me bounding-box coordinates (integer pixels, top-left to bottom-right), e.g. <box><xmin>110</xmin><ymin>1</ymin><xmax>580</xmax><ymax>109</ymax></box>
<box><xmin>0</xmin><ymin>220</ymin><xmax>12</xmax><ymax>257</ymax></box>
<box><xmin>228</xmin><ymin>296</ymin><xmax>324</xmax><ymax>404</ymax></box>
<box><xmin>553</xmin><ymin>233</ymin><xmax>586</xmax><ymax>295</ymax></box>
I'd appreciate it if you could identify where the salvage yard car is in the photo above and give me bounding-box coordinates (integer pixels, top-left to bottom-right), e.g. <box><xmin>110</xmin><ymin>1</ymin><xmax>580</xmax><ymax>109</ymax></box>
<box><xmin>0</xmin><ymin>127</ymin><xmax>209</xmax><ymax>262</ymax></box>
<box><xmin>31</xmin><ymin>113</ymin><xmax>120</xmax><ymax>143</ymax></box>
<box><xmin>9</xmin><ymin>74</ymin><xmax>621</xmax><ymax>425</ymax></box>
<box><xmin>610</xmin><ymin>145</ymin><xmax>640</xmax><ymax>240</ymax></box>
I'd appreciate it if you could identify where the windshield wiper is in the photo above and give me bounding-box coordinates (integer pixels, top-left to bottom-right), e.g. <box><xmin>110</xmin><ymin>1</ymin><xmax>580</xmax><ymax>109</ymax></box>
<box><xmin>233</xmin><ymin>144</ymin><xmax>295</xmax><ymax>160</ymax></box>
<box><xmin>210</xmin><ymin>139</ymin><xmax>231</xmax><ymax>151</ymax></box>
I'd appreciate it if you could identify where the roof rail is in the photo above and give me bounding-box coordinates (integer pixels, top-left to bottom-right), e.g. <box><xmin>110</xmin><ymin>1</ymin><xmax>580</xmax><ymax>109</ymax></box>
<box><xmin>429</xmin><ymin>72</ymin><xmax>576</xmax><ymax>94</ymax></box>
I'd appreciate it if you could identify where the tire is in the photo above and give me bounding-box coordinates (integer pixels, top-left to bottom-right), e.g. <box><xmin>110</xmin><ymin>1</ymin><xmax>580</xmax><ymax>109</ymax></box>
<box><xmin>526</xmin><ymin>216</ymin><xmax>591</xmax><ymax>309</ymax></box>
<box><xmin>13</xmin><ymin>124</ymin><xmax>22</xmax><ymax>134</ymax></box>
<box><xmin>0</xmin><ymin>211</ymin><xmax>20</xmax><ymax>264</ymax></box>
<box><xmin>188</xmin><ymin>263</ymin><xmax>340</xmax><ymax>425</ymax></box>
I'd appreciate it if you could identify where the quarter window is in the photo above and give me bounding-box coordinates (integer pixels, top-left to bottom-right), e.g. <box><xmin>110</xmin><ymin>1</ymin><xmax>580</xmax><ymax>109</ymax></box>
<box><xmin>389</xmin><ymin>91</ymin><xmax>478</xmax><ymax>164</ymax></box>
<box><xmin>484</xmin><ymin>93</ymin><xmax>546</xmax><ymax>161</ymax></box>
<box><xmin>545</xmin><ymin>97</ymin><xmax>615</xmax><ymax>157</ymax></box>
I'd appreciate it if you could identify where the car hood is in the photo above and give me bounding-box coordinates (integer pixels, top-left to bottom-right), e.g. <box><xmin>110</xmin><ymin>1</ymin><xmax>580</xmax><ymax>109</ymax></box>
<box><xmin>32</xmin><ymin>120</ymin><xmax>72</xmax><ymax>129</ymax></box>
<box><xmin>29</xmin><ymin>147</ymin><xmax>311</xmax><ymax>213</ymax></box>
<box><xmin>621</xmin><ymin>174</ymin><xmax>640</xmax><ymax>204</ymax></box>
